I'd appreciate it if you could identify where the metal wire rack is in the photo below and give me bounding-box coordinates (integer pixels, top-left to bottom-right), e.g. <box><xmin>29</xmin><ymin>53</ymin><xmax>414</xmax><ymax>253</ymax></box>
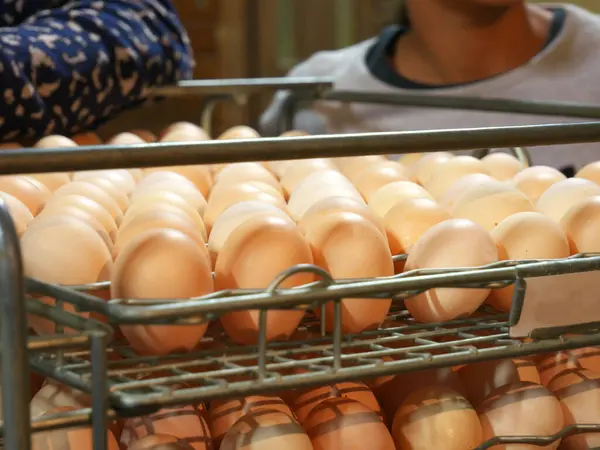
<box><xmin>1</xmin><ymin>81</ymin><xmax>600</xmax><ymax>449</ymax></box>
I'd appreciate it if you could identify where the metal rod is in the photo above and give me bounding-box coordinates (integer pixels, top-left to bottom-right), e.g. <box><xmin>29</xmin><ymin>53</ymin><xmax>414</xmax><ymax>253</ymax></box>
<box><xmin>2</xmin><ymin>121</ymin><xmax>600</xmax><ymax>175</ymax></box>
<box><xmin>151</xmin><ymin>77</ymin><xmax>333</xmax><ymax>97</ymax></box>
<box><xmin>322</xmin><ymin>90</ymin><xmax>600</xmax><ymax>119</ymax></box>
<box><xmin>90</xmin><ymin>332</ymin><xmax>108</xmax><ymax>450</ymax></box>
<box><xmin>0</xmin><ymin>202</ymin><xmax>31</xmax><ymax>450</ymax></box>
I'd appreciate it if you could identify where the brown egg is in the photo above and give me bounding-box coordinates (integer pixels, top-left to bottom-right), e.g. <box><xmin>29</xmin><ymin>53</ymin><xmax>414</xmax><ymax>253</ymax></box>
<box><xmin>34</xmin><ymin>207</ymin><xmax>113</xmax><ymax>252</ymax></box>
<box><xmin>115</xmin><ymin>209</ymin><xmax>208</xmax><ymax>261</ymax></box>
<box><xmin>571</xmin><ymin>347</ymin><xmax>600</xmax><ymax>373</ymax></box>
<box><xmin>209</xmin><ymin>396</ymin><xmax>294</xmax><ymax>446</ymax></box>
<box><xmin>305</xmin><ymin>211</ymin><xmax>394</xmax><ymax>333</ymax></box>
<box><xmin>488</xmin><ymin>212</ymin><xmax>570</xmax><ymax>312</ymax></box>
<box><xmin>220</xmin><ymin>409</ymin><xmax>312</xmax><ymax>450</ymax></box>
<box><xmin>41</xmin><ymin>194</ymin><xmax>118</xmax><ymax>241</ymax></box>
<box><xmin>21</xmin><ymin>215</ymin><xmax>112</xmax><ymax>335</ymax></box>
<box><xmin>74</xmin><ymin>176</ymin><xmax>130</xmax><ymax>212</ymax></box>
<box><xmin>203</xmin><ymin>182</ymin><xmax>286</xmax><ymax>234</ymax></box>
<box><xmin>298</xmin><ymin>195</ymin><xmax>386</xmax><ymax>239</ymax></box>
<box><xmin>121</xmin><ymin>404</ymin><xmax>211</xmax><ymax>450</ymax></box>
<box><xmin>404</xmin><ymin>219</ymin><xmax>498</xmax><ymax>323</ymax></box>
<box><xmin>35</xmin><ymin>135</ymin><xmax>79</xmax><ymax>148</ymax></box>
<box><xmin>383</xmin><ymin>197</ymin><xmax>452</xmax><ymax>257</ymax></box>
<box><xmin>159</xmin><ymin>122</ymin><xmax>210</xmax><ymax>141</ymax></box>
<box><xmin>451</xmin><ymin>181</ymin><xmax>535</xmax><ymax>232</ymax></box>
<box><xmin>560</xmin><ymin>196</ymin><xmax>600</xmax><ymax>253</ymax></box>
<box><xmin>215</xmin><ymin>163</ymin><xmax>281</xmax><ymax>194</ymax></box>
<box><xmin>71</xmin><ymin>132</ymin><xmax>103</xmax><ymax>146</ymax></box>
<box><xmin>111</xmin><ymin>229</ymin><xmax>213</xmax><ymax>355</ymax></box>
<box><xmin>0</xmin><ymin>175</ymin><xmax>51</xmax><ymax>215</ymax></box>
<box><xmin>0</xmin><ymin>142</ymin><xmax>21</xmax><ymax>149</ymax></box>
<box><xmin>439</xmin><ymin>173</ymin><xmax>496</xmax><ymax>210</ymax></box>
<box><xmin>392</xmin><ymin>386</ymin><xmax>482</xmax><ymax>450</ymax></box>
<box><xmin>511</xmin><ymin>165</ymin><xmax>566</xmax><ymax>203</ymax></box>
<box><xmin>411</xmin><ymin>152</ymin><xmax>454</xmax><ymax>186</ymax></box>
<box><xmin>208</xmin><ymin>200</ymin><xmax>292</xmax><ymax>266</ymax></box>
<box><xmin>32</xmin><ymin>407</ymin><xmax>119</xmax><ymax>450</ymax></box>
<box><xmin>30</xmin><ymin>380</ymin><xmax>87</xmax><ymax>418</ymax></box>
<box><xmin>73</xmin><ymin>169</ymin><xmax>137</xmax><ymax>196</ymax></box>
<box><xmin>0</xmin><ymin>191</ymin><xmax>33</xmax><ymax>236</ymax></box>
<box><xmin>351</xmin><ymin>161</ymin><xmax>410</xmax><ymax>202</ymax></box>
<box><xmin>28</xmin><ymin>173</ymin><xmax>71</xmax><ymax>191</ymax></box>
<box><xmin>576</xmin><ymin>161</ymin><xmax>600</xmax><ymax>185</ymax></box>
<box><xmin>144</xmin><ymin>166</ymin><xmax>212</xmax><ymax>199</ymax></box>
<box><xmin>424</xmin><ymin>156</ymin><xmax>488</xmax><ymax>200</ymax></box>
<box><xmin>458</xmin><ymin>359</ymin><xmax>541</xmax><ymax>408</ymax></box>
<box><xmin>128</xmin><ymin>434</ymin><xmax>192</xmax><ymax>450</ymax></box>
<box><xmin>536</xmin><ymin>351</ymin><xmax>580</xmax><ymax>386</ymax></box>
<box><xmin>537</xmin><ymin>178</ymin><xmax>600</xmax><ymax>223</ymax></box>
<box><xmin>279</xmin><ymin>159</ymin><xmax>337</xmax><ymax>195</ymax></box>
<box><xmin>546</xmin><ymin>369</ymin><xmax>600</xmax><ymax>449</ymax></box>
<box><xmin>245</xmin><ymin>180</ymin><xmax>285</xmax><ymax>201</ymax></box>
<box><xmin>482</xmin><ymin>152</ymin><xmax>523</xmax><ymax>181</ymax></box>
<box><xmin>478</xmin><ymin>382</ymin><xmax>564</xmax><ymax>450</ymax></box>
<box><xmin>53</xmin><ymin>180</ymin><xmax>123</xmax><ymax>225</ymax></box>
<box><xmin>368</xmin><ymin>181</ymin><xmax>433</xmax><ymax>218</ymax></box>
<box><xmin>215</xmin><ymin>216</ymin><xmax>314</xmax><ymax>345</ymax></box>
<box><xmin>304</xmin><ymin>397</ymin><xmax>395</xmax><ymax>450</ymax></box>
<box><xmin>124</xmin><ymin>194</ymin><xmax>206</xmax><ymax>240</ymax></box>
<box><xmin>218</xmin><ymin>125</ymin><xmax>260</xmax><ymax>140</ymax></box>
<box><xmin>108</xmin><ymin>132</ymin><xmax>148</xmax><ymax>146</ymax></box>
<box><xmin>339</xmin><ymin>155</ymin><xmax>389</xmax><ymax>179</ymax></box>
<box><xmin>292</xmin><ymin>382</ymin><xmax>383</xmax><ymax>425</ymax></box>
<box><xmin>287</xmin><ymin>170</ymin><xmax>363</xmax><ymax>221</ymax></box>
<box><xmin>129</xmin><ymin>129</ymin><xmax>157</xmax><ymax>143</ymax></box>
<box><xmin>133</xmin><ymin>173</ymin><xmax>207</xmax><ymax>214</ymax></box>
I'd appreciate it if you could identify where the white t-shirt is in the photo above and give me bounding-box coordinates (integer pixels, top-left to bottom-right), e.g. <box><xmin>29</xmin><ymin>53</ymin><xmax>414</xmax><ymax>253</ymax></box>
<box><xmin>260</xmin><ymin>3</ymin><xmax>600</xmax><ymax>171</ymax></box>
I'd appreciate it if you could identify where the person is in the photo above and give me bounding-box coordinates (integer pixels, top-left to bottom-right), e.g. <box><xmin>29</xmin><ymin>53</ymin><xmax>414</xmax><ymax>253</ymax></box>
<box><xmin>0</xmin><ymin>0</ymin><xmax>193</xmax><ymax>141</ymax></box>
<box><xmin>260</xmin><ymin>1</ymin><xmax>600</xmax><ymax>172</ymax></box>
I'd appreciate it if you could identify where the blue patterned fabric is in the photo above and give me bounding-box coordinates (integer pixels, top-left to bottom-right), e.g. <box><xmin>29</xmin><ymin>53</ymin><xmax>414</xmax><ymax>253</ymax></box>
<box><xmin>0</xmin><ymin>0</ymin><xmax>194</xmax><ymax>141</ymax></box>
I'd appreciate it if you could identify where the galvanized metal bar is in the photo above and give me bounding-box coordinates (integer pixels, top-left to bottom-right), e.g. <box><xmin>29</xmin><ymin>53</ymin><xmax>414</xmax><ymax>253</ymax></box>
<box><xmin>151</xmin><ymin>77</ymin><xmax>333</xmax><ymax>97</ymax></box>
<box><xmin>0</xmin><ymin>203</ymin><xmax>31</xmax><ymax>450</ymax></box>
<box><xmin>322</xmin><ymin>90</ymin><xmax>600</xmax><ymax>119</ymax></box>
<box><xmin>1</xmin><ymin>121</ymin><xmax>600</xmax><ymax>175</ymax></box>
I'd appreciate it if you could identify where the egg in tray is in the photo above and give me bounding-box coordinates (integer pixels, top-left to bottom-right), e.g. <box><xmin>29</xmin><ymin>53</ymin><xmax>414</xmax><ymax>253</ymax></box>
<box><xmin>3</xmin><ymin>122</ymin><xmax>600</xmax><ymax>449</ymax></box>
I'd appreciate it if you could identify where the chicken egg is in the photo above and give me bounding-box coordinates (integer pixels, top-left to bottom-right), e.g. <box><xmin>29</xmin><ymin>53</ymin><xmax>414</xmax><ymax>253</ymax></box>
<box><xmin>71</xmin><ymin>132</ymin><xmax>103</xmax><ymax>146</ymax></box>
<box><xmin>537</xmin><ymin>178</ymin><xmax>600</xmax><ymax>223</ymax></box>
<box><xmin>133</xmin><ymin>173</ymin><xmax>207</xmax><ymax>214</ymax></box>
<box><xmin>481</xmin><ymin>152</ymin><xmax>523</xmax><ymax>181</ymax></box>
<box><xmin>560</xmin><ymin>195</ymin><xmax>600</xmax><ymax>253</ymax></box>
<box><xmin>368</xmin><ymin>181</ymin><xmax>433</xmax><ymax>218</ymax></box>
<box><xmin>220</xmin><ymin>409</ymin><xmax>312</xmax><ymax>450</ymax></box>
<box><xmin>111</xmin><ymin>229</ymin><xmax>213</xmax><ymax>355</ymax></box>
<box><xmin>41</xmin><ymin>194</ymin><xmax>118</xmax><ymax>241</ymax></box>
<box><xmin>208</xmin><ymin>200</ymin><xmax>292</xmax><ymax>266</ymax></box>
<box><xmin>424</xmin><ymin>155</ymin><xmax>488</xmax><ymax>199</ymax></box>
<box><xmin>0</xmin><ymin>192</ymin><xmax>33</xmax><ymax>236</ymax></box>
<box><xmin>114</xmin><ymin>209</ymin><xmax>208</xmax><ymax>261</ymax></box>
<box><xmin>0</xmin><ymin>175</ymin><xmax>52</xmax><ymax>215</ymax></box>
<box><xmin>28</xmin><ymin>173</ymin><xmax>71</xmax><ymax>192</ymax></box>
<box><xmin>351</xmin><ymin>160</ymin><xmax>410</xmax><ymax>202</ymax></box>
<box><xmin>478</xmin><ymin>381</ymin><xmax>564</xmax><ymax>450</ymax></box>
<box><xmin>203</xmin><ymin>182</ymin><xmax>286</xmax><ymax>234</ymax></box>
<box><xmin>209</xmin><ymin>396</ymin><xmax>294</xmax><ymax>446</ymax></box>
<box><xmin>218</xmin><ymin>125</ymin><xmax>260</xmax><ymax>140</ymax></box>
<box><xmin>304</xmin><ymin>397</ymin><xmax>395</xmax><ymax>450</ymax></box>
<box><xmin>411</xmin><ymin>152</ymin><xmax>454</xmax><ymax>186</ymax></box>
<box><xmin>73</xmin><ymin>169</ymin><xmax>137</xmax><ymax>196</ymax></box>
<box><xmin>338</xmin><ymin>155</ymin><xmax>388</xmax><ymax>180</ymax></box>
<box><xmin>279</xmin><ymin>159</ymin><xmax>337</xmax><ymax>195</ymax></box>
<box><xmin>403</xmin><ymin>219</ymin><xmax>498</xmax><ymax>323</ymax></box>
<box><xmin>215</xmin><ymin>215</ymin><xmax>314</xmax><ymax>345</ymax></box>
<box><xmin>305</xmin><ymin>211</ymin><xmax>394</xmax><ymax>333</ymax></box>
<box><xmin>159</xmin><ymin>122</ymin><xmax>210</xmax><ymax>141</ymax></box>
<box><xmin>511</xmin><ymin>165</ymin><xmax>566</xmax><ymax>203</ymax></box>
<box><xmin>215</xmin><ymin>162</ymin><xmax>281</xmax><ymax>193</ymax></box>
<box><xmin>35</xmin><ymin>135</ymin><xmax>79</xmax><ymax>148</ymax></box>
<box><xmin>75</xmin><ymin>176</ymin><xmax>129</xmax><ymax>212</ymax></box>
<box><xmin>392</xmin><ymin>386</ymin><xmax>482</xmax><ymax>450</ymax></box>
<box><xmin>451</xmin><ymin>180</ymin><xmax>535</xmax><ymax>232</ymax></box>
<box><xmin>576</xmin><ymin>161</ymin><xmax>600</xmax><ymax>185</ymax></box>
<box><xmin>298</xmin><ymin>195</ymin><xmax>386</xmax><ymax>239</ymax></box>
<box><xmin>127</xmin><ymin>434</ymin><xmax>191</xmax><ymax>450</ymax></box>
<box><xmin>144</xmin><ymin>166</ymin><xmax>213</xmax><ymax>199</ymax></box>
<box><xmin>53</xmin><ymin>181</ymin><xmax>123</xmax><ymax>225</ymax></box>
<box><xmin>128</xmin><ymin>129</ymin><xmax>157</xmax><ymax>143</ymax></box>
<box><xmin>439</xmin><ymin>173</ymin><xmax>496</xmax><ymax>210</ymax></box>
<box><xmin>488</xmin><ymin>212</ymin><xmax>570</xmax><ymax>312</ymax></box>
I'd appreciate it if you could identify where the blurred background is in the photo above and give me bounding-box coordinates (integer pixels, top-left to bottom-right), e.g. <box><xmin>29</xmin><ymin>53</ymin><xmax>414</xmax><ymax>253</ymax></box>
<box><xmin>97</xmin><ymin>0</ymin><xmax>600</xmax><ymax>138</ymax></box>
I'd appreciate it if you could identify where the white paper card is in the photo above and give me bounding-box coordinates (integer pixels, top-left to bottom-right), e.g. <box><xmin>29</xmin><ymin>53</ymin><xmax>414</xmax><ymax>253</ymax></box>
<box><xmin>510</xmin><ymin>270</ymin><xmax>600</xmax><ymax>338</ymax></box>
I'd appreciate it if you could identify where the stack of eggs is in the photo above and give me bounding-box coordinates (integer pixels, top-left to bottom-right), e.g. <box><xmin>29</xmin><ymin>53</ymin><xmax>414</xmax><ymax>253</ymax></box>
<box><xmin>2</xmin><ymin>123</ymin><xmax>600</xmax><ymax>449</ymax></box>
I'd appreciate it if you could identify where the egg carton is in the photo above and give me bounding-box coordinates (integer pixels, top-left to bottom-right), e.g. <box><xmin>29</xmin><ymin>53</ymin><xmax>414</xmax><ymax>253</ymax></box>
<box><xmin>2</xmin><ymin>120</ymin><xmax>600</xmax><ymax>450</ymax></box>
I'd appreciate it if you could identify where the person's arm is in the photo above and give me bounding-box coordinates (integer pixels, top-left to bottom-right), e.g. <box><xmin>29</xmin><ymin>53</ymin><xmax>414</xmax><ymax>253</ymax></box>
<box><xmin>259</xmin><ymin>56</ymin><xmax>329</xmax><ymax>137</ymax></box>
<box><xmin>0</xmin><ymin>0</ymin><xmax>194</xmax><ymax>141</ymax></box>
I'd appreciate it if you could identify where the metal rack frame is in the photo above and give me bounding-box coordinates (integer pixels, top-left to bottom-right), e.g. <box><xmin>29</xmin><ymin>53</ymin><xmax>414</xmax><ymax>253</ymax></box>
<box><xmin>2</xmin><ymin>81</ymin><xmax>600</xmax><ymax>449</ymax></box>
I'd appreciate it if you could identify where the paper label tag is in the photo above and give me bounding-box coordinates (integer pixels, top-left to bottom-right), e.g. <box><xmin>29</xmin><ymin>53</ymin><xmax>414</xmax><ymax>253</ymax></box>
<box><xmin>510</xmin><ymin>270</ymin><xmax>600</xmax><ymax>338</ymax></box>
